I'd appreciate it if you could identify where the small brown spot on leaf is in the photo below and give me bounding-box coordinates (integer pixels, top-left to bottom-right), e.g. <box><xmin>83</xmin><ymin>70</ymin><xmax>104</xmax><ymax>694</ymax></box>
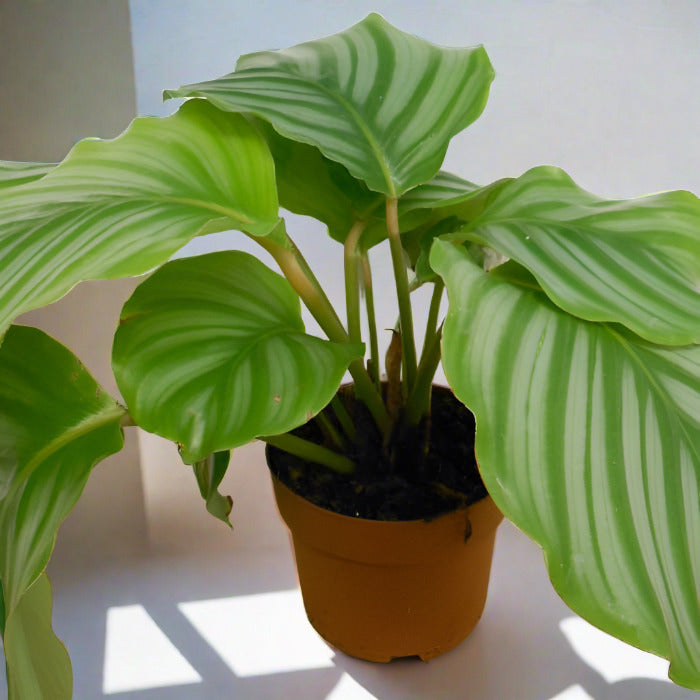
<box><xmin>69</xmin><ymin>371</ymin><xmax>79</xmax><ymax>382</ymax></box>
<box><xmin>273</xmin><ymin>394</ymin><xmax>281</xmax><ymax>403</ymax></box>
<box><xmin>305</xmin><ymin>410</ymin><xmax>313</xmax><ymax>421</ymax></box>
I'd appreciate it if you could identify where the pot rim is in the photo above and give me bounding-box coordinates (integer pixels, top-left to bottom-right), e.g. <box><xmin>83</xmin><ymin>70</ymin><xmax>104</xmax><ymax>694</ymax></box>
<box><xmin>271</xmin><ymin>473</ymin><xmax>503</xmax><ymax>564</ymax></box>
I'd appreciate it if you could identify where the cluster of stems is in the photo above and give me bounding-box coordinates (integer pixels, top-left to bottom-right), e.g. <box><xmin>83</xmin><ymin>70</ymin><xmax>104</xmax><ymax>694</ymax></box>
<box><xmin>256</xmin><ymin>197</ymin><xmax>445</xmax><ymax>473</ymax></box>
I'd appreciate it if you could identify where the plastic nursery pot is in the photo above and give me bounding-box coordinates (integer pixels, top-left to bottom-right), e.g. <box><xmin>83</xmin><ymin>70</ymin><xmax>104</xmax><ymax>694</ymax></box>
<box><xmin>270</xmin><ymin>474</ymin><xmax>503</xmax><ymax>663</ymax></box>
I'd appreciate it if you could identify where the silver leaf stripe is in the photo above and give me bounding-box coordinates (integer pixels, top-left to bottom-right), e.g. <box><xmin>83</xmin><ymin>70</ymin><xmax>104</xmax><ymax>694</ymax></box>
<box><xmin>433</xmin><ymin>240</ymin><xmax>700</xmax><ymax>686</ymax></box>
<box><xmin>166</xmin><ymin>13</ymin><xmax>494</xmax><ymax>197</ymax></box>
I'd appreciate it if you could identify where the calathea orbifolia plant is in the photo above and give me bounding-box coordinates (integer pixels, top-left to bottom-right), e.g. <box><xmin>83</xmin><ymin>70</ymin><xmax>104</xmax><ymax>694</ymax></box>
<box><xmin>0</xmin><ymin>13</ymin><xmax>698</xmax><ymax>697</ymax></box>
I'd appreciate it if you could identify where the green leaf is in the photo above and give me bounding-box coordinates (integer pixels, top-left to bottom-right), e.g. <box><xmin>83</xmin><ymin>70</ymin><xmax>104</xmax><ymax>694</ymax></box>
<box><xmin>456</xmin><ymin>166</ymin><xmax>700</xmax><ymax>345</ymax></box>
<box><xmin>399</xmin><ymin>170</ymin><xmax>496</xmax><ymax>214</ymax></box>
<box><xmin>0</xmin><ymin>576</ymin><xmax>5</xmax><ymax>636</ymax></box>
<box><xmin>432</xmin><ymin>239</ymin><xmax>700</xmax><ymax>690</ymax></box>
<box><xmin>0</xmin><ymin>161</ymin><xmax>54</xmax><ymax>190</ymax></box>
<box><xmin>357</xmin><ymin>170</ymin><xmax>510</xmax><ymax>253</ymax></box>
<box><xmin>4</xmin><ymin>574</ymin><xmax>72</xmax><ymax>700</ymax></box>
<box><xmin>0</xmin><ymin>325</ymin><xmax>126</xmax><ymax>697</ymax></box>
<box><xmin>0</xmin><ymin>99</ymin><xmax>280</xmax><ymax>337</ymax></box>
<box><xmin>112</xmin><ymin>251</ymin><xmax>363</xmax><ymax>463</ymax></box>
<box><xmin>193</xmin><ymin>451</ymin><xmax>233</xmax><ymax>526</ymax></box>
<box><xmin>165</xmin><ymin>13</ymin><xmax>494</xmax><ymax>197</ymax></box>
<box><xmin>254</xmin><ymin>119</ymin><xmax>384</xmax><ymax>242</ymax></box>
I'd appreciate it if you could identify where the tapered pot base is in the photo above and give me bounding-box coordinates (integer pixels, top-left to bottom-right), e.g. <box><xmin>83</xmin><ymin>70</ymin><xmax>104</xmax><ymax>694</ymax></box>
<box><xmin>272</xmin><ymin>475</ymin><xmax>503</xmax><ymax>662</ymax></box>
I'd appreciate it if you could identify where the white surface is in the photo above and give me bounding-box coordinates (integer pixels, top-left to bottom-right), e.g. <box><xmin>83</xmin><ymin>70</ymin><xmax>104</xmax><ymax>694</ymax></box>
<box><xmin>178</xmin><ymin>591</ymin><xmax>335</xmax><ymax>677</ymax></box>
<box><xmin>30</xmin><ymin>458</ymin><xmax>697</xmax><ymax>699</ymax></box>
<box><xmin>559</xmin><ymin>617</ymin><xmax>673</xmax><ymax>685</ymax></box>
<box><xmin>548</xmin><ymin>685</ymin><xmax>596</xmax><ymax>700</ymax></box>
<box><xmin>103</xmin><ymin>605</ymin><xmax>202</xmax><ymax>694</ymax></box>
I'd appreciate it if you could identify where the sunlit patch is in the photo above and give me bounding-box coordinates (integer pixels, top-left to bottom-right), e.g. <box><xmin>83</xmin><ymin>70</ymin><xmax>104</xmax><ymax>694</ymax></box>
<box><xmin>326</xmin><ymin>672</ymin><xmax>378</xmax><ymax>699</ymax></box>
<box><xmin>548</xmin><ymin>684</ymin><xmax>595</xmax><ymax>700</ymax></box>
<box><xmin>559</xmin><ymin>616</ymin><xmax>671</xmax><ymax>684</ymax></box>
<box><xmin>178</xmin><ymin>589</ymin><xmax>334</xmax><ymax>677</ymax></box>
<box><xmin>102</xmin><ymin>604</ymin><xmax>201</xmax><ymax>694</ymax></box>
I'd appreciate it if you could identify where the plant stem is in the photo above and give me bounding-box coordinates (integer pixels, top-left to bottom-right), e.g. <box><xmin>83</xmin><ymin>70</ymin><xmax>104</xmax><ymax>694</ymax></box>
<box><xmin>405</xmin><ymin>321</ymin><xmax>444</xmax><ymax>426</ymax></box>
<box><xmin>386</xmin><ymin>197</ymin><xmax>417</xmax><ymax>394</ymax></box>
<box><xmin>257</xmin><ymin>235</ymin><xmax>347</xmax><ymax>343</ymax></box>
<box><xmin>261</xmin><ymin>433</ymin><xmax>356</xmax><ymax>474</ymax></box>
<box><xmin>344</xmin><ymin>221</ymin><xmax>365</xmax><ymax>346</ymax></box>
<box><xmin>330</xmin><ymin>395</ymin><xmax>356</xmax><ymax>440</ymax></box>
<box><xmin>119</xmin><ymin>411</ymin><xmax>137</xmax><ymax>428</ymax></box>
<box><xmin>254</xmin><ymin>231</ymin><xmax>389</xmax><ymax>432</ymax></box>
<box><xmin>422</xmin><ymin>278</ymin><xmax>444</xmax><ymax>363</ymax></box>
<box><xmin>361</xmin><ymin>250</ymin><xmax>381</xmax><ymax>389</ymax></box>
<box><xmin>315</xmin><ymin>409</ymin><xmax>349</xmax><ymax>451</ymax></box>
<box><xmin>403</xmin><ymin>280</ymin><xmax>444</xmax><ymax>426</ymax></box>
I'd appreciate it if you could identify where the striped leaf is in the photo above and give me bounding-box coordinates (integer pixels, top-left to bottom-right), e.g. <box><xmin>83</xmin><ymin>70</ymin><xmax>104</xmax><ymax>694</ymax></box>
<box><xmin>254</xmin><ymin>119</ymin><xmax>384</xmax><ymax>243</ymax></box>
<box><xmin>0</xmin><ymin>161</ymin><xmax>54</xmax><ymax>190</ymax></box>
<box><xmin>0</xmin><ymin>99</ymin><xmax>280</xmax><ymax>338</ymax></box>
<box><xmin>112</xmin><ymin>251</ymin><xmax>363</xmax><ymax>463</ymax></box>
<box><xmin>0</xmin><ymin>325</ymin><xmax>126</xmax><ymax>699</ymax></box>
<box><xmin>456</xmin><ymin>166</ymin><xmax>700</xmax><ymax>345</ymax></box>
<box><xmin>367</xmin><ymin>171</ymin><xmax>512</xmax><ymax>263</ymax></box>
<box><xmin>260</xmin><ymin>121</ymin><xmax>501</xmax><ymax>250</ymax></box>
<box><xmin>165</xmin><ymin>13</ymin><xmax>494</xmax><ymax>197</ymax></box>
<box><xmin>431</xmin><ymin>240</ymin><xmax>700</xmax><ymax>690</ymax></box>
<box><xmin>399</xmin><ymin>170</ymin><xmax>502</xmax><ymax>214</ymax></box>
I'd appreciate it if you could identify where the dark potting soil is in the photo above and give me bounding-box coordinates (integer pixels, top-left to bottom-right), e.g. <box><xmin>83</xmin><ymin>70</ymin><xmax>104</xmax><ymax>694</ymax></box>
<box><xmin>267</xmin><ymin>386</ymin><xmax>488</xmax><ymax>521</ymax></box>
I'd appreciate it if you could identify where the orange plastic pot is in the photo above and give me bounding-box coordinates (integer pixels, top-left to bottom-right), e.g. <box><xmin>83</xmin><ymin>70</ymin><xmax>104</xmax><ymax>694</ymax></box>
<box><xmin>271</xmin><ymin>475</ymin><xmax>503</xmax><ymax>662</ymax></box>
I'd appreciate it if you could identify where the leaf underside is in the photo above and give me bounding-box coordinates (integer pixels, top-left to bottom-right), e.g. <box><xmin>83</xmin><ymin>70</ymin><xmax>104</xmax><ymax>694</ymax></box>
<box><xmin>193</xmin><ymin>450</ymin><xmax>233</xmax><ymax>526</ymax></box>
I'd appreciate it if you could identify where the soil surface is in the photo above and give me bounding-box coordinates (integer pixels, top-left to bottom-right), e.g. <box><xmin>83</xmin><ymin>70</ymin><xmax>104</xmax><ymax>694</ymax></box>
<box><xmin>267</xmin><ymin>385</ymin><xmax>488</xmax><ymax>521</ymax></box>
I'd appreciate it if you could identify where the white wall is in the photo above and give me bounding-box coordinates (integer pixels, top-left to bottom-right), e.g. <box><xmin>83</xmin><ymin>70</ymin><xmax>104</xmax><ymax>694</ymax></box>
<box><xmin>130</xmin><ymin>0</ymin><xmax>700</xmax><ymax>194</ymax></box>
<box><xmin>0</xmin><ymin>0</ymin><xmax>148</xmax><ymax>559</ymax></box>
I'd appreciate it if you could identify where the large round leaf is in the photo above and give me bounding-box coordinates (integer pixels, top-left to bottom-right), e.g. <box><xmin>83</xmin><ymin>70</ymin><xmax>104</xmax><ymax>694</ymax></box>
<box><xmin>456</xmin><ymin>166</ymin><xmax>700</xmax><ymax>345</ymax></box>
<box><xmin>0</xmin><ymin>99</ymin><xmax>280</xmax><ymax>337</ymax></box>
<box><xmin>165</xmin><ymin>13</ymin><xmax>494</xmax><ymax>197</ymax></box>
<box><xmin>0</xmin><ymin>325</ymin><xmax>126</xmax><ymax>698</ymax></box>
<box><xmin>112</xmin><ymin>251</ymin><xmax>363</xmax><ymax>463</ymax></box>
<box><xmin>432</xmin><ymin>239</ymin><xmax>700</xmax><ymax>690</ymax></box>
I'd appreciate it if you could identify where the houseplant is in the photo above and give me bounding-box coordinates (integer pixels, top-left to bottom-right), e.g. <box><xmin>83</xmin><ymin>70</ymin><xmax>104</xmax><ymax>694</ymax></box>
<box><xmin>0</xmin><ymin>11</ymin><xmax>698</xmax><ymax>696</ymax></box>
